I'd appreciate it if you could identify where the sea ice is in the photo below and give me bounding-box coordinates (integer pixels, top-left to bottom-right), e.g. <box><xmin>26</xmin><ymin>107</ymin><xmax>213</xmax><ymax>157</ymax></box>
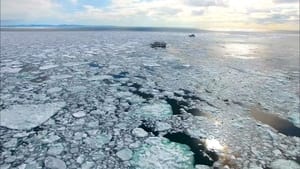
<box><xmin>40</xmin><ymin>64</ymin><xmax>58</xmax><ymax>70</ymax></box>
<box><xmin>0</xmin><ymin>102</ymin><xmax>66</xmax><ymax>130</ymax></box>
<box><xmin>132</xmin><ymin>128</ymin><xmax>148</xmax><ymax>137</ymax></box>
<box><xmin>156</xmin><ymin>122</ymin><xmax>172</xmax><ymax>131</ymax></box>
<box><xmin>1</xmin><ymin>67</ymin><xmax>22</xmax><ymax>73</ymax></box>
<box><xmin>116</xmin><ymin>148</ymin><xmax>133</xmax><ymax>161</ymax></box>
<box><xmin>131</xmin><ymin>137</ymin><xmax>194</xmax><ymax>169</ymax></box>
<box><xmin>270</xmin><ymin>159</ymin><xmax>300</xmax><ymax>169</ymax></box>
<box><xmin>44</xmin><ymin>156</ymin><xmax>66</xmax><ymax>169</ymax></box>
<box><xmin>195</xmin><ymin>165</ymin><xmax>210</xmax><ymax>169</ymax></box>
<box><xmin>47</xmin><ymin>87</ymin><xmax>62</xmax><ymax>94</ymax></box>
<box><xmin>47</xmin><ymin>143</ymin><xmax>64</xmax><ymax>155</ymax></box>
<box><xmin>84</xmin><ymin>133</ymin><xmax>112</xmax><ymax>148</ymax></box>
<box><xmin>81</xmin><ymin>161</ymin><xmax>95</xmax><ymax>169</ymax></box>
<box><xmin>72</xmin><ymin>111</ymin><xmax>86</xmax><ymax>118</ymax></box>
<box><xmin>88</xmin><ymin>75</ymin><xmax>112</xmax><ymax>81</ymax></box>
<box><xmin>133</xmin><ymin>103</ymin><xmax>173</xmax><ymax>120</ymax></box>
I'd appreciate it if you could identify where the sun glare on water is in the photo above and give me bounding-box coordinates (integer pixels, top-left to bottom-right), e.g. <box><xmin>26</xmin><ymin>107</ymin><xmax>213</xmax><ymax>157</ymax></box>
<box><xmin>205</xmin><ymin>139</ymin><xmax>225</xmax><ymax>151</ymax></box>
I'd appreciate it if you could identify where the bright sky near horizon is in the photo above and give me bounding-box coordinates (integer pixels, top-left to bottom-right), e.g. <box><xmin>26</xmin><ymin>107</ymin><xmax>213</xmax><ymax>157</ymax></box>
<box><xmin>1</xmin><ymin>0</ymin><xmax>299</xmax><ymax>31</ymax></box>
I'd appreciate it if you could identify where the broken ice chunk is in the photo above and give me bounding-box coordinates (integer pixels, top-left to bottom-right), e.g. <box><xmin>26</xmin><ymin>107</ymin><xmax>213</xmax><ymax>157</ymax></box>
<box><xmin>72</xmin><ymin>111</ymin><xmax>86</xmax><ymax>118</ymax></box>
<box><xmin>88</xmin><ymin>75</ymin><xmax>112</xmax><ymax>81</ymax></box>
<box><xmin>116</xmin><ymin>148</ymin><xmax>133</xmax><ymax>161</ymax></box>
<box><xmin>134</xmin><ymin>103</ymin><xmax>173</xmax><ymax>120</ymax></box>
<box><xmin>84</xmin><ymin>133</ymin><xmax>112</xmax><ymax>148</ymax></box>
<box><xmin>156</xmin><ymin>122</ymin><xmax>172</xmax><ymax>131</ymax></box>
<box><xmin>1</xmin><ymin>67</ymin><xmax>22</xmax><ymax>73</ymax></box>
<box><xmin>40</xmin><ymin>64</ymin><xmax>58</xmax><ymax>70</ymax></box>
<box><xmin>132</xmin><ymin>128</ymin><xmax>148</xmax><ymax>138</ymax></box>
<box><xmin>50</xmin><ymin>74</ymin><xmax>72</xmax><ymax>80</ymax></box>
<box><xmin>44</xmin><ymin>156</ymin><xmax>66</xmax><ymax>169</ymax></box>
<box><xmin>131</xmin><ymin>137</ymin><xmax>194</xmax><ymax>169</ymax></box>
<box><xmin>0</xmin><ymin>102</ymin><xmax>66</xmax><ymax>130</ymax></box>
<box><xmin>270</xmin><ymin>159</ymin><xmax>300</xmax><ymax>169</ymax></box>
<box><xmin>47</xmin><ymin>143</ymin><xmax>64</xmax><ymax>155</ymax></box>
<box><xmin>47</xmin><ymin>87</ymin><xmax>62</xmax><ymax>94</ymax></box>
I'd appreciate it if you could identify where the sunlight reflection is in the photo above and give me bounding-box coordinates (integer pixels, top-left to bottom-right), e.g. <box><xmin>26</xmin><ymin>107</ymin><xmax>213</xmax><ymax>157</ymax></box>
<box><xmin>205</xmin><ymin>138</ymin><xmax>225</xmax><ymax>151</ymax></box>
<box><xmin>224</xmin><ymin>43</ymin><xmax>258</xmax><ymax>59</ymax></box>
<box><xmin>214</xmin><ymin>120</ymin><xmax>222</xmax><ymax>126</ymax></box>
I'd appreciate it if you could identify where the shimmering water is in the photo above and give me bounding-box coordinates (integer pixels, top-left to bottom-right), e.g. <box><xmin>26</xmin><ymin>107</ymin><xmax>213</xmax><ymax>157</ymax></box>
<box><xmin>251</xmin><ymin>106</ymin><xmax>300</xmax><ymax>137</ymax></box>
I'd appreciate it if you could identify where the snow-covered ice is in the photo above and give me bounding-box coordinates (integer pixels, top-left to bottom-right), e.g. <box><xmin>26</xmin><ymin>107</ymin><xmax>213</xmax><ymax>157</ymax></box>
<box><xmin>131</xmin><ymin>137</ymin><xmax>194</xmax><ymax>169</ymax></box>
<box><xmin>270</xmin><ymin>159</ymin><xmax>300</xmax><ymax>169</ymax></box>
<box><xmin>117</xmin><ymin>148</ymin><xmax>133</xmax><ymax>161</ymax></box>
<box><xmin>0</xmin><ymin>102</ymin><xmax>66</xmax><ymax>130</ymax></box>
<box><xmin>133</xmin><ymin>103</ymin><xmax>173</xmax><ymax>120</ymax></box>
<box><xmin>132</xmin><ymin>128</ymin><xmax>148</xmax><ymax>137</ymax></box>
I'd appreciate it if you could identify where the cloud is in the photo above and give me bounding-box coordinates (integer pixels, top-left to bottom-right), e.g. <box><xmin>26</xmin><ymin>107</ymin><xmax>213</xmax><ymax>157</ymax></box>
<box><xmin>1</xmin><ymin>0</ymin><xmax>63</xmax><ymax>21</ymax></box>
<box><xmin>69</xmin><ymin>0</ymin><xmax>78</xmax><ymax>5</ymax></box>
<box><xmin>1</xmin><ymin>0</ymin><xmax>299</xmax><ymax>30</ymax></box>
<box><xmin>185</xmin><ymin>0</ymin><xmax>228</xmax><ymax>7</ymax></box>
<box><xmin>273</xmin><ymin>0</ymin><xmax>299</xmax><ymax>3</ymax></box>
<box><xmin>191</xmin><ymin>10</ymin><xmax>205</xmax><ymax>16</ymax></box>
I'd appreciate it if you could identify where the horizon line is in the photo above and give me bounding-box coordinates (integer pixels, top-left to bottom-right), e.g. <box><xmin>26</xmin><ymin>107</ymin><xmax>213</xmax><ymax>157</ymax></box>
<box><xmin>1</xmin><ymin>24</ymin><xmax>299</xmax><ymax>33</ymax></box>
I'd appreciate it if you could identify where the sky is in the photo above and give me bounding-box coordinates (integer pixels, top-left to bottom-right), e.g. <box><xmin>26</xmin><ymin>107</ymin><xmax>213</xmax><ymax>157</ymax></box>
<box><xmin>1</xmin><ymin>0</ymin><xmax>299</xmax><ymax>31</ymax></box>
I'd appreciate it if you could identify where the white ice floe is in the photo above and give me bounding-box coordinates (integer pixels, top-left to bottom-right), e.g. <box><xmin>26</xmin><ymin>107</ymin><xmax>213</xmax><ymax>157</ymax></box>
<box><xmin>132</xmin><ymin>128</ymin><xmax>148</xmax><ymax>137</ymax></box>
<box><xmin>270</xmin><ymin>159</ymin><xmax>300</xmax><ymax>169</ymax></box>
<box><xmin>47</xmin><ymin>143</ymin><xmax>64</xmax><ymax>155</ymax></box>
<box><xmin>84</xmin><ymin>133</ymin><xmax>112</xmax><ymax>148</ymax></box>
<box><xmin>81</xmin><ymin>161</ymin><xmax>95</xmax><ymax>169</ymax></box>
<box><xmin>44</xmin><ymin>156</ymin><xmax>66</xmax><ymax>169</ymax></box>
<box><xmin>131</xmin><ymin>137</ymin><xmax>194</xmax><ymax>169</ymax></box>
<box><xmin>62</xmin><ymin>62</ymin><xmax>87</xmax><ymax>67</ymax></box>
<box><xmin>50</xmin><ymin>74</ymin><xmax>72</xmax><ymax>80</ymax></box>
<box><xmin>195</xmin><ymin>165</ymin><xmax>211</xmax><ymax>169</ymax></box>
<box><xmin>67</xmin><ymin>86</ymin><xmax>87</xmax><ymax>93</ymax></box>
<box><xmin>88</xmin><ymin>75</ymin><xmax>112</xmax><ymax>81</ymax></box>
<box><xmin>40</xmin><ymin>64</ymin><xmax>58</xmax><ymax>70</ymax></box>
<box><xmin>134</xmin><ymin>103</ymin><xmax>173</xmax><ymax>120</ymax></box>
<box><xmin>143</xmin><ymin>63</ymin><xmax>161</xmax><ymax>67</ymax></box>
<box><xmin>0</xmin><ymin>102</ymin><xmax>66</xmax><ymax>130</ymax></box>
<box><xmin>156</xmin><ymin>122</ymin><xmax>172</xmax><ymax>131</ymax></box>
<box><xmin>1</xmin><ymin>67</ymin><xmax>22</xmax><ymax>73</ymax></box>
<box><xmin>72</xmin><ymin>111</ymin><xmax>86</xmax><ymax>118</ymax></box>
<box><xmin>47</xmin><ymin>87</ymin><xmax>62</xmax><ymax>94</ymax></box>
<box><xmin>116</xmin><ymin>148</ymin><xmax>133</xmax><ymax>161</ymax></box>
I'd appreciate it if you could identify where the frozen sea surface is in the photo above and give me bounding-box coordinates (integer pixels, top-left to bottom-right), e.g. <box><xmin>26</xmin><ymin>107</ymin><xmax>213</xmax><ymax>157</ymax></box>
<box><xmin>0</xmin><ymin>30</ymin><xmax>299</xmax><ymax>169</ymax></box>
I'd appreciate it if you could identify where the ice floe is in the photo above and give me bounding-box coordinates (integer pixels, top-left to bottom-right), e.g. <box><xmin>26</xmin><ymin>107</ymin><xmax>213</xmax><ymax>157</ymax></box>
<box><xmin>132</xmin><ymin>128</ymin><xmax>148</xmax><ymax>138</ymax></box>
<box><xmin>117</xmin><ymin>148</ymin><xmax>133</xmax><ymax>161</ymax></box>
<box><xmin>40</xmin><ymin>64</ymin><xmax>58</xmax><ymax>70</ymax></box>
<box><xmin>270</xmin><ymin>159</ymin><xmax>300</xmax><ymax>169</ymax></box>
<box><xmin>0</xmin><ymin>102</ymin><xmax>66</xmax><ymax>130</ymax></box>
<box><xmin>44</xmin><ymin>156</ymin><xmax>67</xmax><ymax>169</ymax></box>
<box><xmin>133</xmin><ymin>103</ymin><xmax>173</xmax><ymax>120</ymax></box>
<box><xmin>131</xmin><ymin>137</ymin><xmax>194</xmax><ymax>169</ymax></box>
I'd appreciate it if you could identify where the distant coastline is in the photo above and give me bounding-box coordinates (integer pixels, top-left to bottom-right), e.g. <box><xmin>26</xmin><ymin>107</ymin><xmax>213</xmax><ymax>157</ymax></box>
<box><xmin>0</xmin><ymin>25</ymin><xmax>203</xmax><ymax>33</ymax></box>
<box><xmin>0</xmin><ymin>25</ymin><xmax>299</xmax><ymax>34</ymax></box>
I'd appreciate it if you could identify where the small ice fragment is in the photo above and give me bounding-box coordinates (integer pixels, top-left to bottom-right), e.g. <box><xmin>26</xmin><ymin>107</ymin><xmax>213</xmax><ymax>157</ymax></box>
<box><xmin>44</xmin><ymin>156</ymin><xmax>66</xmax><ymax>169</ymax></box>
<box><xmin>40</xmin><ymin>64</ymin><xmax>58</xmax><ymax>70</ymax></box>
<box><xmin>134</xmin><ymin>103</ymin><xmax>173</xmax><ymax>120</ymax></box>
<box><xmin>117</xmin><ymin>148</ymin><xmax>133</xmax><ymax>161</ymax></box>
<box><xmin>132</xmin><ymin>128</ymin><xmax>148</xmax><ymax>137</ymax></box>
<box><xmin>156</xmin><ymin>122</ymin><xmax>171</xmax><ymax>131</ymax></box>
<box><xmin>47</xmin><ymin>87</ymin><xmax>62</xmax><ymax>94</ymax></box>
<box><xmin>72</xmin><ymin>111</ymin><xmax>86</xmax><ymax>118</ymax></box>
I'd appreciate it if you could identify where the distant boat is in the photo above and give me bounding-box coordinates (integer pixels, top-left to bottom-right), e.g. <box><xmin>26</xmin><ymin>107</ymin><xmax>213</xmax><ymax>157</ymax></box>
<box><xmin>151</xmin><ymin>41</ymin><xmax>167</xmax><ymax>48</ymax></box>
<box><xmin>189</xmin><ymin>34</ymin><xmax>196</xmax><ymax>37</ymax></box>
